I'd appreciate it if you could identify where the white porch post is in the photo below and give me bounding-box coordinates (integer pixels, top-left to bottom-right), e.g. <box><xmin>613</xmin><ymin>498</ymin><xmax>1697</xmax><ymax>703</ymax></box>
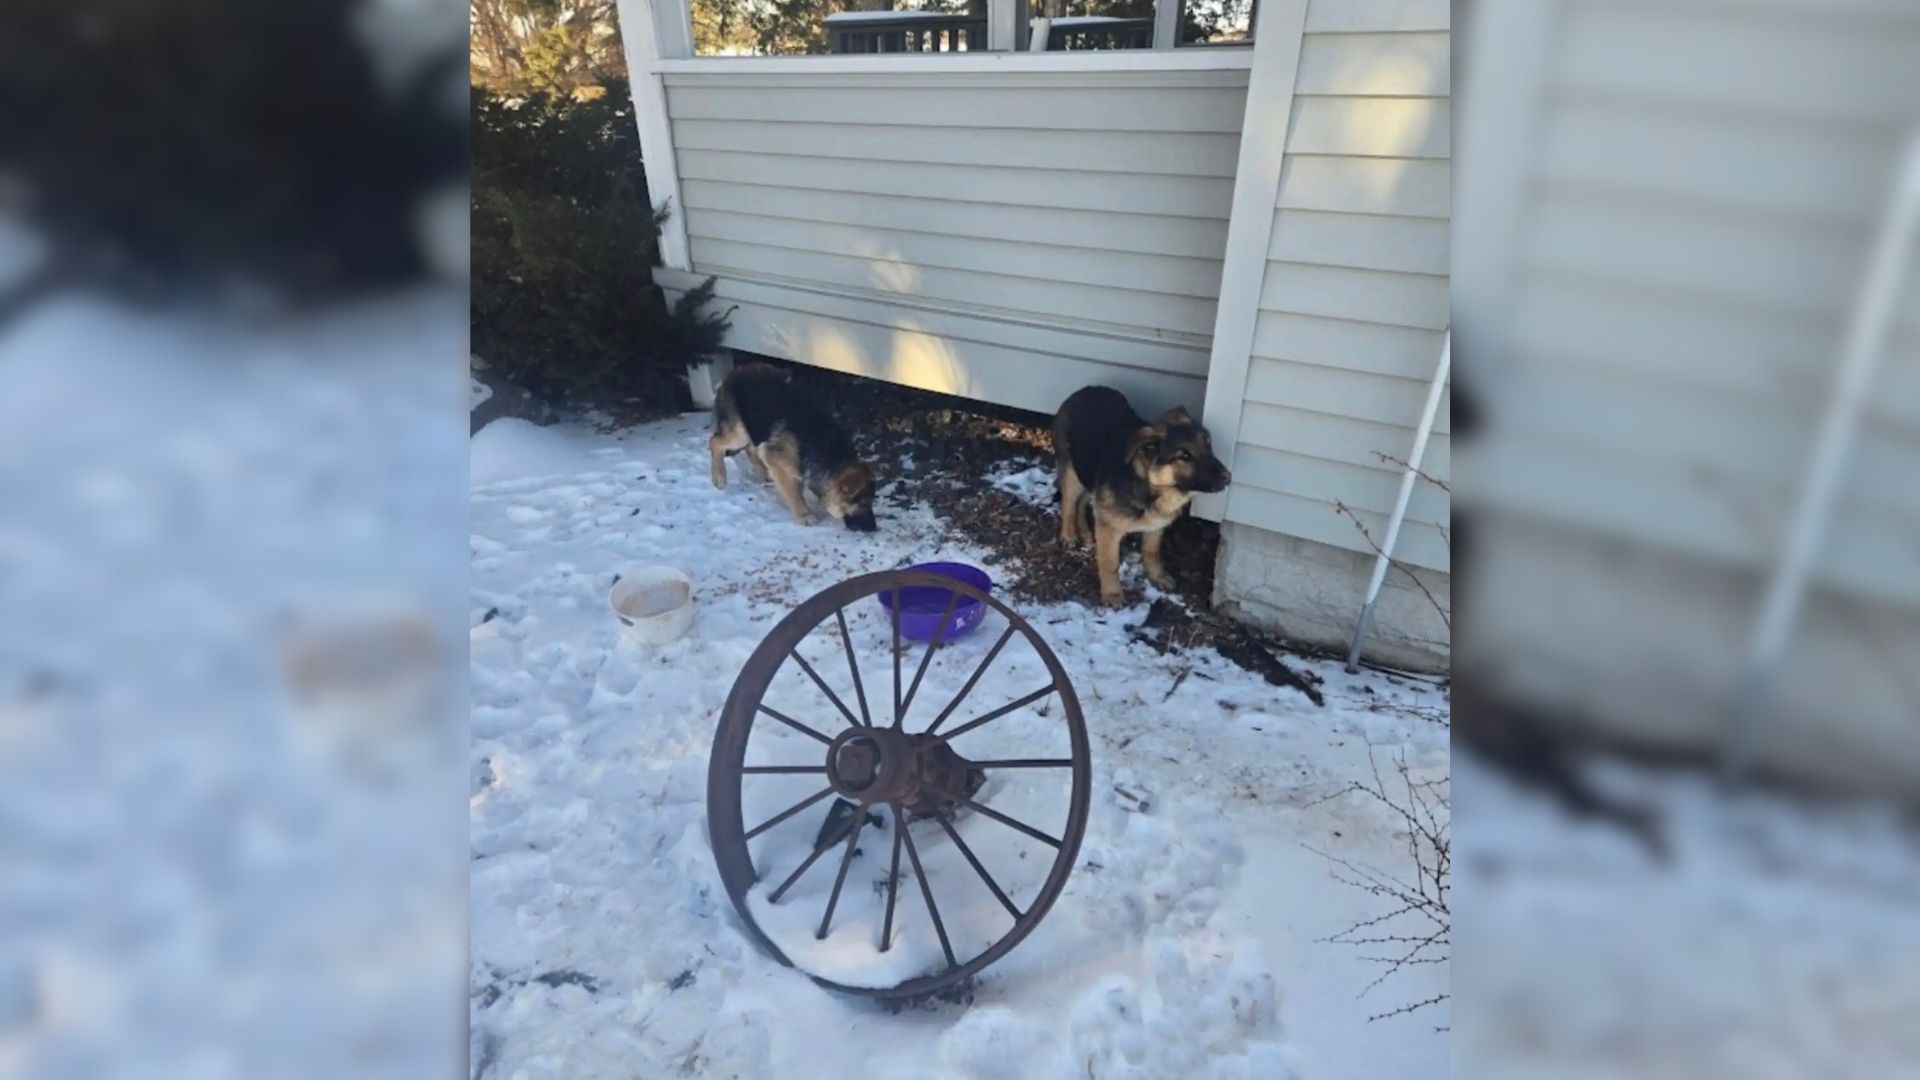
<box><xmin>988</xmin><ymin>0</ymin><xmax>1029</xmax><ymax>51</ymax></box>
<box><xmin>1152</xmin><ymin>0</ymin><xmax>1179</xmax><ymax>50</ymax></box>
<box><xmin>687</xmin><ymin>352</ymin><xmax>735</xmax><ymax>409</ymax></box>
<box><xmin>613</xmin><ymin>0</ymin><xmax>692</xmax><ymax>273</ymax></box>
<box><xmin>615</xmin><ymin>0</ymin><xmax>725</xmax><ymax>403</ymax></box>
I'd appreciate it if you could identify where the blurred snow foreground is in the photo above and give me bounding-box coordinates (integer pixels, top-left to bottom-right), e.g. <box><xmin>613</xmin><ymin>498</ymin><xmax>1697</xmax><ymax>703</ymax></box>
<box><xmin>468</xmin><ymin>413</ymin><xmax>1452</xmax><ymax>1079</ymax></box>
<box><xmin>0</xmin><ymin>289</ymin><xmax>470</xmax><ymax>1080</ymax></box>
<box><xmin>1459</xmin><ymin>755</ymin><xmax>1920</xmax><ymax>1079</ymax></box>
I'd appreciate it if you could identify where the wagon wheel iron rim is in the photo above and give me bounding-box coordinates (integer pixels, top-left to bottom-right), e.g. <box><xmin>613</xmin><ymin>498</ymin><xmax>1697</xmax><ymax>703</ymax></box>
<box><xmin>707</xmin><ymin>569</ymin><xmax>1092</xmax><ymax>999</ymax></box>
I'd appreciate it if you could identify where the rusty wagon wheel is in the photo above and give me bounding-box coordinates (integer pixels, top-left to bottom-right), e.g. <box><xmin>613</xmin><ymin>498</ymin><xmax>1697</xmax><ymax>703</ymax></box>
<box><xmin>707</xmin><ymin>569</ymin><xmax>1091</xmax><ymax>998</ymax></box>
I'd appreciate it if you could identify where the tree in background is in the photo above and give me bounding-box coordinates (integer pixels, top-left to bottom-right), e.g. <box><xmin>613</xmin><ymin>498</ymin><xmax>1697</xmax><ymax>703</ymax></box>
<box><xmin>1181</xmin><ymin>0</ymin><xmax>1255</xmax><ymax>42</ymax></box>
<box><xmin>471</xmin><ymin>0</ymin><xmax>627</xmax><ymax>99</ymax></box>
<box><xmin>688</xmin><ymin>0</ymin><xmax>978</xmax><ymax>56</ymax></box>
<box><xmin>690</xmin><ymin>0</ymin><xmax>762</xmax><ymax>55</ymax></box>
<box><xmin>0</xmin><ymin>0</ymin><xmax>465</xmax><ymax>318</ymax></box>
<box><xmin>471</xmin><ymin>80</ymin><xmax>730</xmax><ymax>421</ymax></box>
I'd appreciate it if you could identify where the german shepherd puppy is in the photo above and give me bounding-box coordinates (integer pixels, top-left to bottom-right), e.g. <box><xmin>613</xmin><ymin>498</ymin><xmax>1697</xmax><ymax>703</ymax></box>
<box><xmin>1052</xmin><ymin>386</ymin><xmax>1230</xmax><ymax>605</ymax></box>
<box><xmin>709</xmin><ymin>364</ymin><xmax>878</xmax><ymax>531</ymax></box>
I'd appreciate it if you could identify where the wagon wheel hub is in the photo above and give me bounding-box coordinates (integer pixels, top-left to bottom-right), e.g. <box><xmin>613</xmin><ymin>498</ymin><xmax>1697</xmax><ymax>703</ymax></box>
<box><xmin>824</xmin><ymin>727</ymin><xmax>981</xmax><ymax>811</ymax></box>
<box><xmin>902</xmin><ymin>737</ymin><xmax>985</xmax><ymax>819</ymax></box>
<box><xmin>826</xmin><ymin>727</ymin><xmax>908</xmax><ymax>800</ymax></box>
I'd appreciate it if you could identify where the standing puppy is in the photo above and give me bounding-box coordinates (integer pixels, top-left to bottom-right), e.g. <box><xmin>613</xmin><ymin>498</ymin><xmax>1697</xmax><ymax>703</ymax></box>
<box><xmin>709</xmin><ymin>364</ymin><xmax>879</xmax><ymax>531</ymax></box>
<box><xmin>1052</xmin><ymin>386</ymin><xmax>1230</xmax><ymax>606</ymax></box>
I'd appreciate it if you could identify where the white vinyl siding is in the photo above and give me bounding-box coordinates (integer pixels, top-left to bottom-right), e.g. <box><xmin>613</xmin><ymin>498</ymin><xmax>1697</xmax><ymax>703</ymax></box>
<box><xmin>1466</xmin><ymin>0</ymin><xmax>1920</xmax><ymax>606</ymax></box>
<box><xmin>652</xmin><ymin>271</ymin><xmax>1215</xmax><ymax>419</ymax></box>
<box><xmin>1208</xmin><ymin>0</ymin><xmax>1452</xmax><ymax>572</ymax></box>
<box><xmin>1302</xmin><ymin>0</ymin><xmax>1445</xmax><ymax>33</ymax></box>
<box><xmin>677</xmin><ymin>151</ymin><xmax>1238</xmax><ymax>220</ymax></box>
<box><xmin>657</xmin><ymin>68</ymin><xmax>1250</xmax><ymax>414</ymax></box>
<box><xmin>1276</xmin><ymin>155</ymin><xmax>1449</xmax><ymax>218</ymax></box>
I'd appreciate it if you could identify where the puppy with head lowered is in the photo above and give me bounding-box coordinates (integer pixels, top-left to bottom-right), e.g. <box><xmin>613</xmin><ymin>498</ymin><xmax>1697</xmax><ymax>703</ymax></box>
<box><xmin>1052</xmin><ymin>385</ymin><xmax>1230</xmax><ymax>606</ymax></box>
<box><xmin>709</xmin><ymin>363</ymin><xmax>878</xmax><ymax>531</ymax></box>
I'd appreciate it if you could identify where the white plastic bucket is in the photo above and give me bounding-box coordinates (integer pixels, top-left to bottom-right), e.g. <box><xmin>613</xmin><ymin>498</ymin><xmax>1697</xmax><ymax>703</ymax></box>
<box><xmin>608</xmin><ymin>566</ymin><xmax>695</xmax><ymax>646</ymax></box>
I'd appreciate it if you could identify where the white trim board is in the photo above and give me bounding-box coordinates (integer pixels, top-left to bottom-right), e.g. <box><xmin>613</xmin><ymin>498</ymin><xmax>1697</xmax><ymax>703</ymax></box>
<box><xmin>614</xmin><ymin>0</ymin><xmax>692</xmax><ymax>270</ymax></box>
<box><xmin>1191</xmin><ymin>0</ymin><xmax>1312</xmax><ymax>522</ymax></box>
<box><xmin>650</xmin><ymin>49</ymin><xmax>1254</xmax><ymax>75</ymax></box>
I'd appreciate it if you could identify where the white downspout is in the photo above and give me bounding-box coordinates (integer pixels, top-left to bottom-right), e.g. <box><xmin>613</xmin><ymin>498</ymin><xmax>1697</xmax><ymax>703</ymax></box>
<box><xmin>1721</xmin><ymin>130</ymin><xmax>1920</xmax><ymax>780</ymax></box>
<box><xmin>1345</xmin><ymin>329</ymin><xmax>1450</xmax><ymax>673</ymax></box>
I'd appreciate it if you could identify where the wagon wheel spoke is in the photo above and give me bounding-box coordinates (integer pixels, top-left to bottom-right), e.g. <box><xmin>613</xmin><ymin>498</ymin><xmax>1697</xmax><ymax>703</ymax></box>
<box><xmin>835</xmin><ymin>608</ymin><xmax>873</xmax><ymax>727</ymax></box>
<box><xmin>936</xmin><ymin>684</ymin><xmax>1057</xmax><ymax>745</ymax></box>
<box><xmin>922</xmin><ymin>624</ymin><xmax>1017</xmax><ymax>736</ymax></box>
<box><xmin>890</xmin><ymin>586</ymin><xmax>903</xmax><ymax>728</ymax></box>
<box><xmin>880</xmin><ymin>809</ymin><xmax>905</xmax><ymax>952</ymax></box>
<box><xmin>899</xmin><ymin>818</ymin><xmax>958</xmax><ymax>970</ymax></box>
<box><xmin>745</xmin><ymin>787</ymin><xmax>835</xmax><ymax>843</ymax></box>
<box><xmin>923</xmin><ymin>783</ymin><xmax>1062</xmax><ymax>848</ymax></box>
<box><xmin>770</xmin><ymin>803</ymin><xmax>863</xmax><ymax>903</ymax></box>
<box><xmin>932</xmin><ymin>809</ymin><xmax>1023</xmax><ymax>921</ymax></box>
<box><xmin>968</xmin><ymin>759</ymin><xmax>1073</xmax><ymax>769</ymax></box>
<box><xmin>897</xmin><ymin>587</ymin><xmax>962</xmax><ymax>726</ymax></box>
<box><xmin>741</xmin><ymin>764</ymin><xmax>827</xmax><ymax>775</ymax></box>
<box><xmin>756</xmin><ymin>704</ymin><xmax>833</xmax><ymax>745</ymax></box>
<box><xmin>816</xmin><ymin>802</ymin><xmax>870</xmax><ymax>939</ymax></box>
<box><xmin>791</xmin><ymin>648</ymin><xmax>864</xmax><ymax>729</ymax></box>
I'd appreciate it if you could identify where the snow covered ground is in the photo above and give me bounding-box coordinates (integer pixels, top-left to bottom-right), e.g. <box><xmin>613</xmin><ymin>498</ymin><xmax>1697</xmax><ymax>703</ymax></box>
<box><xmin>1459</xmin><ymin>753</ymin><xmax>1920</xmax><ymax>1076</ymax></box>
<box><xmin>469</xmin><ymin>413</ymin><xmax>1451</xmax><ymax>1079</ymax></box>
<box><xmin>3</xmin><ymin>290</ymin><xmax>468</xmax><ymax>1079</ymax></box>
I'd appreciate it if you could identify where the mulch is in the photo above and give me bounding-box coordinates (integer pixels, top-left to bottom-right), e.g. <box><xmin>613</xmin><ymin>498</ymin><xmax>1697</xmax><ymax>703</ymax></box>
<box><xmin>751</xmin><ymin>355</ymin><xmax>1327</xmax><ymax>705</ymax></box>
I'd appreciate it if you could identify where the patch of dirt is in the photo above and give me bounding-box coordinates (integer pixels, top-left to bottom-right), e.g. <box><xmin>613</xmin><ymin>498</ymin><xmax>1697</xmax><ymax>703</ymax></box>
<box><xmin>747</xmin><ymin>356</ymin><xmax>1326</xmax><ymax>704</ymax></box>
<box><xmin>765</xmin><ymin>358</ymin><xmax>1217</xmax><ymax>606</ymax></box>
<box><xmin>1129</xmin><ymin>598</ymin><xmax>1325</xmax><ymax>707</ymax></box>
<box><xmin>701</xmin><ymin>543</ymin><xmax>866</xmax><ymax>610</ymax></box>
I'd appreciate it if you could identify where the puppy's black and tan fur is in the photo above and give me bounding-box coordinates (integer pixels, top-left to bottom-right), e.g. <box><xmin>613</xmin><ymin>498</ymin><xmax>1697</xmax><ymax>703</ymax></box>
<box><xmin>709</xmin><ymin>364</ymin><xmax>878</xmax><ymax>531</ymax></box>
<box><xmin>1052</xmin><ymin>386</ymin><xmax>1230</xmax><ymax>606</ymax></box>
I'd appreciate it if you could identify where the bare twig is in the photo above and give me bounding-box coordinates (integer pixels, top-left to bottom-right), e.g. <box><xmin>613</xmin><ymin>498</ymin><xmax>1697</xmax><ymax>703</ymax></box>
<box><xmin>1371</xmin><ymin>452</ymin><xmax>1451</xmax><ymax>494</ymax></box>
<box><xmin>1316</xmin><ymin>746</ymin><xmax>1449</xmax><ymax>1023</ymax></box>
<box><xmin>1333</xmin><ymin>501</ymin><xmax>1451</xmax><ymax>629</ymax></box>
<box><xmin>1162</xmin><ymin>667</ymin><xmax>1191</xmax><ymax>703</ymax></box>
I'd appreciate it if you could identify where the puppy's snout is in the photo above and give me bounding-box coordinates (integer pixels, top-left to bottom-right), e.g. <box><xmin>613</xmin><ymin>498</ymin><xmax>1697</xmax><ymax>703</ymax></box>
<box><xmin>844</xmin><ymin>510</ymin><xmax>878</xmax><ymax>532</ymax></box>
<box><xmin>1202</xmin><ymin>461</ymin><xmax>1232</xmax><ymax>493</ymax></box>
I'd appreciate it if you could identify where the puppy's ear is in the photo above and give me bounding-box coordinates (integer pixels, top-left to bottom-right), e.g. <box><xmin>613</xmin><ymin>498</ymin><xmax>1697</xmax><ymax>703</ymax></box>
<box><xmin>1126</xmin><ymin>425</ymin><xmax>1163</xmax><ymax>469</ymax></box>
<box><xmin>1159</xmin><ymin>405</ymin><xmax>1194</xmax><ymax>426</ymax></box>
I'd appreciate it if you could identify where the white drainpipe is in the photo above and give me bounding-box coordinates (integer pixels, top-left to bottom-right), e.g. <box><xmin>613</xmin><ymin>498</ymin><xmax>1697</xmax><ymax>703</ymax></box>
<box><xmin>1346</xmin><ymin>329</ymin><xmax>1450</xmax><ymax>673</ymax></box>
<box><xmin>1722</xmin><ymin>130</ymin><xmax>1920</xmax><ymax>780</ymax></box>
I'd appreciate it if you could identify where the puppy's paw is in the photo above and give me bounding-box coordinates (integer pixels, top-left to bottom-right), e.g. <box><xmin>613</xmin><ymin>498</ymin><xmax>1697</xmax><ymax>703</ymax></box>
<box><xmin>1100</xmin><ymin>586</ymin><xmax>1127</xmax><ymax>608</ymax></box>
<box><xmin>795</xmin><ymin>511</ymin><xmax>819</xmax><ymax>527</ymax></box>
<box><xmin>1145</xmin><ymin>567</ymin><xmax>1174</xmax><ymax>590</ymax></box>
<box><xmin>710</xmin><ymin>470</ymin><xmax>727</xmax><ymax>490</ymax></box>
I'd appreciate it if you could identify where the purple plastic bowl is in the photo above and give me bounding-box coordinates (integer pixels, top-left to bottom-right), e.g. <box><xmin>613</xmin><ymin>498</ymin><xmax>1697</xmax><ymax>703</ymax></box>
<box><xmin>877</xmin><ymin>562</ymin><xmax>993</xmax><ymax>642</ymax></box>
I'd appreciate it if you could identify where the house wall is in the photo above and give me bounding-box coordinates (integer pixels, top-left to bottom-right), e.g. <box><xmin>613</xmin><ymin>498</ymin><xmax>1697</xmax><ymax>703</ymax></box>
<box><xmin>1199</xmin><ymin>0</ymin><xmax>1452</xmax><ymax>668</ymax></box>
<box><xmin>653</xmin><ymin>67</ymin><xmax>1251</xmax><ymax>418</ymax></box>
<box><xmin>1455</xmin><ymin>0</ymin><xmax>1920</xmax><ymax>793</ymax></box>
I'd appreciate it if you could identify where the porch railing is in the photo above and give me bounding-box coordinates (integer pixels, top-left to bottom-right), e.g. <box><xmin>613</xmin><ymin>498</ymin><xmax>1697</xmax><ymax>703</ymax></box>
<box><xmin>823</xmin><ymin>10</ymin><xmax>1155</xmax><ymax>52</ymax></box>
<box><xmin>1038</xmin><ymin>16</ymin><xmax>1154</xmax><ymax>50</ymax></box>
<box><xmin>825</xmin><ymin>12</ymin><xmax>987</xmax><ymax>53</ymax></box>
